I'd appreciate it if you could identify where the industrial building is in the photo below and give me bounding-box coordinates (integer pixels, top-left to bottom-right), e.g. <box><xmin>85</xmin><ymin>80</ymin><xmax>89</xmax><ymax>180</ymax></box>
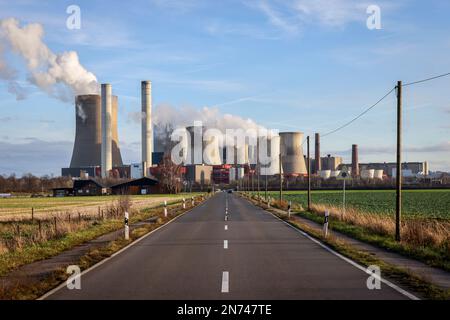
<box><xmin>111</xmin><ymin>177</ymin><xmax>159</xmax><ymax>195</ymax></box>
<box><xmin>321</xmin><ymin>155</ymin><xmax>343</xmax><ymax>171</ymax></box>
<box><xmin>359</xmin><ymin>162</ymin><xmax>429</xmax><ymax>177</ymax></box>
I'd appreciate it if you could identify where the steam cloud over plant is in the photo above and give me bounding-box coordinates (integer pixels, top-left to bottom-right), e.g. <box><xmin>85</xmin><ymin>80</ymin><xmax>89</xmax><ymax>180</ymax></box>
<box><xmin>0</xmin><ymin>18</ymin><xmax>99</xmax><ymax>101</ymax></box>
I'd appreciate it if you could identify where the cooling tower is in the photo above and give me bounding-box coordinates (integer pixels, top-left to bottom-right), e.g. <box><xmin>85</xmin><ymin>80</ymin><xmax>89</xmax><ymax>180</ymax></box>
<box><xmin>70</xmin><ymin>95</ymin><xmax>102</xmax><ymax>168</ymax></box>
<box><xmin>280</xmin><ymin>132</ymin><xmax>307</xmax><ymax>175</ymax></box>
<box><xmin>141</xmin><ymin>81</ymin><xmax>153</xmax><ymax>176</ymax></box>
<box><xmin>70</xmin><ymin>94</ymin><xmax>123</xmax><ymax>170</ymax></box>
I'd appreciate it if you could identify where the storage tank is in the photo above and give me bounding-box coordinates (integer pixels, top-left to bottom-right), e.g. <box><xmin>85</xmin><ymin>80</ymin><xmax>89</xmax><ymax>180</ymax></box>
<box><xmin>330</xmin><ymin>170</ymin><xmax>341</xmax><ymax>178</ymax></box>
<box><xmin>280</xmin><ymin>132</ymin><xmax>307</xmax><ymax>175</ymax></box>
<box><xmin>374</xmin><ymin>169</ymin><xmax>384</xmax><ymax>180</ymax></box>
<box><xmin>361</xmin><ymin>169</ymin><xmax>375</xmax><ymax>179</ymax></box>
<box><xmin>319</xmin><ymin>170</ymin><xmax>331</xmax><ymax>180</ymax></box>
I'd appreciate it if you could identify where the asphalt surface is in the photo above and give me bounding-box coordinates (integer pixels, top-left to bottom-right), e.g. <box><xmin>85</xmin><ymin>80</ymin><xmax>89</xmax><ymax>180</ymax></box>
<box><xmin>46</xmin><ymin>192</ymin><xmax>411</xmax><ymax>300</ymax></box>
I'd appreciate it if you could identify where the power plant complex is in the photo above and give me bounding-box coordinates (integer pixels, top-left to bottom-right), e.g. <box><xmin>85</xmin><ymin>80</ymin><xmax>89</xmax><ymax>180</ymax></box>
<box><xmin>61</xmin><ymin>80</ymin><xmax>430</xmax><ymax>192</ymax></box>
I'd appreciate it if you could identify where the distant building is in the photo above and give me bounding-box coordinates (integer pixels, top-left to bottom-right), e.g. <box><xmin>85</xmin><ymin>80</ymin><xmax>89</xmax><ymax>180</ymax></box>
<box><xmin>321</xmin><ymin>155</ymin><xmax>343</xmax><ymax>171</ymax></box>
<box><xmin>213</xmin><ymin>165</ymin><xmax>232</xmax><ymax>184</ymax></box>
<box><xmin>359</xmin><ymin>162</ymin><xmax>429</xmax><ymax>177</ymax></box>
<box><xmin>52</xmin><ymin>187</ymin><xmax>74</xmax><ymax>197</ymax></box>
<box><xmin>111</xmin><ymin>177</ymin><xmax>160</xmax><ymax>195</ymax></box>
<box><xmin>73</xmin><ymin>179</ymin><xmax>107</xmax><ymax>196</ymax></box>
<box><xmin>186</xmin><ymin>165</ymin><xmax>212</xmax><ymax>185</ymax></box>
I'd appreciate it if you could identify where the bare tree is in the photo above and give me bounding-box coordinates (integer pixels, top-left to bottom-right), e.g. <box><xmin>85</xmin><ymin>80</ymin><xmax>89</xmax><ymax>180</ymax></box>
<box><xmin>155</xmin><ymin>155</ymin><xmax>183</xmax><ymax>194</ymax></box>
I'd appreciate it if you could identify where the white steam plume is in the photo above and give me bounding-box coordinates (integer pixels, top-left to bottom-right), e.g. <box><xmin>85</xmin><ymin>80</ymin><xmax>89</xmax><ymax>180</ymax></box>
<box><xmin>130</xmin><ymin>103</ymin><xmax>276</xmax><ymax>153</ymax></box>
<box><xmin>0</xmin><ymin>18</ymin><xmax>98</xmax><ymax>101</ymax></box>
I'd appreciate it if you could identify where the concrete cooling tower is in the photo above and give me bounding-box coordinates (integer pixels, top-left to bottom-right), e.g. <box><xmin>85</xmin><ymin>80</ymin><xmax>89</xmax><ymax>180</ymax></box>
<box><xmin>280</xmin><ymin>132</ymin><xmax>307</xmax><ymax>175</ymax></box>
<box><xmin>69</xmin><ymin>94</ymin><xmax>123</xmax><ymax>169</ymax></box>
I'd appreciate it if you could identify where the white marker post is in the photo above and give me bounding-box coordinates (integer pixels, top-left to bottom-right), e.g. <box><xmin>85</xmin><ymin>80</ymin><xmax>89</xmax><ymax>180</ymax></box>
<box><xmin>323</xmin><ymin>210</ymin><xmax>329</xmax><ymax>238</ymax></box>
<box><xmin>182</xmin><ymin>198</ymin><xmax>186</xmax><ymax>209</ymax></box>
<box><xmin>288</xmin><ymin>201</ymin><xmax>291</xmax><ymax>219</ymax></box>
<box><xmin>124</xmin><ymin>211</ymin><xmax>129</xmax><ymax>240</ymax></box>
<box><xmin>191</xmin><ymin>196</ymin><xmax>195</xmax><ymax>207</ymax></box>
<box><xmin>164</xmin><ymin>200</ymin><xmax>168</xmax><ymax>217</ymax></box>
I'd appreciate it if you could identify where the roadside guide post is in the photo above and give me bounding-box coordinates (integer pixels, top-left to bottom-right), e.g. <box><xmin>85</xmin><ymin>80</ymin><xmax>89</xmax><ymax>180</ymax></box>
<box><xmin>124</xmin><ymin>211</ymin><xmax>129</xmax><ymax>240</ymax></box>
<box><xmin>288</xmin><ymin>201</ymin><xmax>291</xmax><ymax>219</ymax></box>
<box><xmin>164</xmin><ymin>200</ymin><xmax>168</xmax><ymax>217</ymax></box>
<box><xmin>323</xmin><ymin>210</ymin><xmax>329</xmax><ymax>238</ymax></box>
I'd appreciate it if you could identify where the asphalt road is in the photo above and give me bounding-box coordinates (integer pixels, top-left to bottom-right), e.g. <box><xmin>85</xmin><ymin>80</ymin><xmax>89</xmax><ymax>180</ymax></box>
<box><xmin>45</xmin><ymin>192</ymin><xmax>413</xmax><ymax>300</ymax></box>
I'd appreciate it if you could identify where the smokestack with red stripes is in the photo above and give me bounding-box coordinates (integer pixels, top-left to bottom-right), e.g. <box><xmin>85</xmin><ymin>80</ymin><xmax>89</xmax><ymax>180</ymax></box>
<box><xmin>352</xmin><ymin>144</ymin><xmax>359</xmax><ymax>177</ymax></box>
<box><xmin>315</xmin><ymin>133</ymin><xmax>321</xmax><ymax>174</ymax></box>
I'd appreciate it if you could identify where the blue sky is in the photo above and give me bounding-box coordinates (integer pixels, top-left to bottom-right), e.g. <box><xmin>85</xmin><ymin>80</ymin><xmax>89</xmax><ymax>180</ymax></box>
<box><xmin>0</xmin><ymin>0</ymin><xmax>449</xmax><ymax>176</ymax></box>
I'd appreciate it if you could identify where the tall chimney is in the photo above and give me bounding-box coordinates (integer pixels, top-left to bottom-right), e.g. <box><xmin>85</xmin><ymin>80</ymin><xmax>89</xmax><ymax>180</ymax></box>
<box><xmin>101</xmin><ymin>84</ymin><xmax>112</xmax><ymax>178</ymax></box>
<box><xmin>352</xmin><ymin>144</ymin><xmax>359</xmax><ymax>177</ymax></box>
<box><xmin>315</xmin><ymin>133</ymin><xmax>321</xmax><ymax>174</ymax></box>
<box><xmin>141</xmin><ymin>81</ymin><xmax>153</xmax><ymax>177</ymax></box>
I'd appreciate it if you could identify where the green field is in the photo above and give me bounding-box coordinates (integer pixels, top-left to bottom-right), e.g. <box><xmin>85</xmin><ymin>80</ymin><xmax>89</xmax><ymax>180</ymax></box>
<box><xmin>261</xmin><ymin>189</ymin><xmax>450</xmax><ymax>220</ymax></box>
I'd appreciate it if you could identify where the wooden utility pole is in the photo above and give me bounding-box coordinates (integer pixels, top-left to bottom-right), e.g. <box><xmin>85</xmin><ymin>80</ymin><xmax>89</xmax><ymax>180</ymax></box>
<box><xmin>279</xmin><ymin>153</ymin><xmax>282</xmax><ymax>202</ymax></box>
<box><xmin>307</xmin><ymin>136</ymin><xmax>311</xmax><ymax>211</ymax></box>
<box><xmin>395</xmin><ymin>81</ymin><xmax>402</xmax><ymax>242</ymax></box>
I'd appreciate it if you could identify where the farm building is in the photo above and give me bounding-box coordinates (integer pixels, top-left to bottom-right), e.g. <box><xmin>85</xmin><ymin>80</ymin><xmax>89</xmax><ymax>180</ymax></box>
<box><xmin>73</xmin><ymin>179</ymin><xmax>108</xmax><ymax>196</ymax></box>
<box><xmin>111</xmin><ymin>177</ymin><xmax>160</xmax><ymax>195</ymax></box>
<box><xmin>52</xmin><ymin>187</ymin><xmax>74</xmax><ymax>197</ymax></box>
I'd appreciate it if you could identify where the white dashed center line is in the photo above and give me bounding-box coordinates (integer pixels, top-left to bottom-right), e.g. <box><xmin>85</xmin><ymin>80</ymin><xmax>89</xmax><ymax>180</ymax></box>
<box><xmin>224</xmin><ymin>225</ymin><xmax>228</xmax><ymax>230</ymax></box>
<box><xmin>224</xmin><ymin>240</ymin><xmax>228</xmax><ymax>249</ymax></box>
<box><xmin>221</xmin><ymin>271</ymin><xmax>229</xmax><ymax>293</ymax></box>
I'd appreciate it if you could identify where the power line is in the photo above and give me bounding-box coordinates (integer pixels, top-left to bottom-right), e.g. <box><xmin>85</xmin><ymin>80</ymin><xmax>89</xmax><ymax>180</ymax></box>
<box><xmin>403</xmin><ymin>72</ymin><xmax>450</xmax><ymax>87</ymax></box>
<box><xmin>321</xmin><ymin>87</ymin><xmax>396</xmax><ymax>138</ymax></box>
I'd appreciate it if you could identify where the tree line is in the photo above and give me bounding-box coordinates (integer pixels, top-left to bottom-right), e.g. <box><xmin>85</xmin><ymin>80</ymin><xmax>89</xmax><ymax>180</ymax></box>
<box><xmin>0</xmin><ymin>174</ymin><xmax>72</xmax><ymax>194</ymax></box>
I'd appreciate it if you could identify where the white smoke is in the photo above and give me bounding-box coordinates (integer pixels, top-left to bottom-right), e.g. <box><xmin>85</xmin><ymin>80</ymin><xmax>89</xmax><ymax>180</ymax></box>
<box><xmin>148</xmin><ymin>103</ymin><xmax>276</xmax><ymax>152</ymax></box>
<box><xmin>0</xmin><ymin>18</ymin><xmax>98</xmax><ymax>101</ymax></box>
<box><xmin>153</xmin><ymin>103</ymin><xmax>267</xmax><ymax>133</ymax></box>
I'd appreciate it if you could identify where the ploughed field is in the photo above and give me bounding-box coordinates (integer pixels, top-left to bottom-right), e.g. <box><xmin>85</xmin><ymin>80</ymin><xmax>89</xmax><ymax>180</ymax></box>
<box><xmin>264</xmin><ymin>189</ymin><xmax>450</xmax><ymax>220</ymax></box>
